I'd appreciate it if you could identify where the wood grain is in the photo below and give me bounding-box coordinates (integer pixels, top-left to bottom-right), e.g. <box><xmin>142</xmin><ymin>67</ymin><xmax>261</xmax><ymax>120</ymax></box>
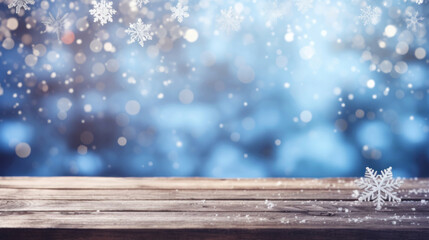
<box><xmin>0</xmin><ymin>177</ymin><xmax>428</xmax><ymax>240</ymax></box>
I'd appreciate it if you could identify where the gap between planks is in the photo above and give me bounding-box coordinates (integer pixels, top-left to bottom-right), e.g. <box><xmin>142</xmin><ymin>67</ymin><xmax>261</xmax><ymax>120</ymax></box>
<box><xmin>0</xmin><ymin>200</ymin><xmax>427</xmax><ymax>212</ymax></box>
<box><xmin>0</xmin><ymin>211</ymin><xmax>428</xmax><ymax>229</ymax></box>
<box><xmin>0</xmin><ymin>177</ymin><xmax>427</xmax><ymax>190</ymax></box>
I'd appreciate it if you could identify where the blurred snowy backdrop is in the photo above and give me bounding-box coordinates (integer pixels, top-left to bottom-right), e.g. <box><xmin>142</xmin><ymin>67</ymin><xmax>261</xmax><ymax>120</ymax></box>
<box><xmin>0</xmin><ymin>0</ymin><xmax>428</xmax><ymax>177</ymax></box>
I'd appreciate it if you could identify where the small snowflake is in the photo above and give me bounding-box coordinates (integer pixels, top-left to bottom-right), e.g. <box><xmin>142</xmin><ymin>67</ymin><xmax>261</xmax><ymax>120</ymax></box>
<box><xmin>295</xmin><ymin>0</ymin><xmax>313</xmax><ymax>13</ymax></box>
<box><xmin>355</xmin><ymin>167</ymin><xmax>403</xmax><ymax>210</ymax></box>
<box><xmin>8</xmin><ymin>0</ymin><xmax>35</xmax><ymax>13</ymax></box>
<box><xmin>405</xmin><ymin>11</ymin><xmax>424</xmax><ymax>32</ymax></box>
<box><xmin>125</xmin><ymin>18</ymin><xmax>153</xmax><ymax>47</ymax></box>
<box><xmin>414</xmin><ymin>0</ymin><xmax>424</xmax><ymax>4</ymax></box>
<box><xmin>359</xmin><ymin>5</ymin><xmax>381</xmax><ymax>26</ymax></box>
<box><xmin>42</xmin><ymin>12</ymin><xmax>69</xmax><ymax>40</ymax></box>
<box><xmin>136</xmin><ymin>0</ymin><xmax>149</xmax><ymax>8</ymax></box>
<box><xmin>217</xmin><ymin>7</ymin><xmax>243</xmax><ymax>33</ymax></box>
<box><xmin>171</xmin><ymin>2</ymin><xmax>189</xmax><ymax>23</ymax></box>
<box><xmin>89</xmin><ymin>0</ymin><xmax>117</xmax><ymax>26</ymax></box>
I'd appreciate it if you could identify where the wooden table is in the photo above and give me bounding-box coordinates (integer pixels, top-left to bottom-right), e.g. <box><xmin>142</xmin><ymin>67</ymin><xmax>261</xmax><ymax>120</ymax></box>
<box><xmin>0</xmin><ymin>177</ymin><xmax>428</xmax><ymax>239</ymax></box>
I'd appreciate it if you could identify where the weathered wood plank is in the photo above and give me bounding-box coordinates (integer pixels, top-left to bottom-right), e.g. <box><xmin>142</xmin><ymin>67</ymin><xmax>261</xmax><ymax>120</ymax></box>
<box><xmin>0</xmin><ymin>188</ymin><xmax>427</xmax><ymax>200</ymax></box>
<box><xmin>1</xmin><ymin>211</ymin><xmax>428</xmax><ymax>229</ymax></box>
<box><xmin>0</xmin><ymin>200</ymin><xmax>427</xmax><ymax>212</ymax></box>
<box><xmin>0</xmin><ymin>177</ymin><xmax>427</xmax><ymax>190</ymax></box>
<box><xmin>0</xmin><ymin>177</ymin><xmax>428</xmax><ymax>240</ymax></box>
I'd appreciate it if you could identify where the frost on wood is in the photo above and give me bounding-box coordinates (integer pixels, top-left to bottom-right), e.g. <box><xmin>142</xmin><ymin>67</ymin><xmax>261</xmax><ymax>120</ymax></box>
<box><xmin>171</xmin><ymin>2</ymin><xmax>189</xmax><ymax>23</ymax></box>
<box><xmin>89</xmin><ymin>0</ymin><xmax>117</xmax><ymax>26</ymax></box>
<box><xmin>8</xmin><ymin>0</ymin><xmax>35</xmax><ymax>13</ymax></box>
<box><xmin>42</xmin><ymin>12</ymin><xmax>69</xmax><ymax>40</ymax></box>
<box><xmin>355</xmin><ymin>167</ymin><xmax>403</xmax><ymax>210</ymax></box>
<box><xmin>125</xmin><ymin>18</ymin><xmax>153</xmax><ymax>47</ymax></box>
<box><xmin>217</xmin><ymin>7</ymin><xmax>243</xmax><ymax>33</ymax></box>
<box><xmin>359</xmin><ymin>5</ymin><xmax>381</xmax><ymax>26</ymax></box>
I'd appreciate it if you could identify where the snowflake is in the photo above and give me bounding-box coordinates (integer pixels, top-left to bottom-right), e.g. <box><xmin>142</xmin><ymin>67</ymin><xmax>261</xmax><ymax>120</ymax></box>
<box><xmin>405</xmin><ymin>11</ymin><xmax>424</xmax><ymax>32</ymax></box>
<box><xmin>217</xmin><ymin>7</ymin><xmax>243</xmax><ymax>33</ymax></box>
<box><xmin>125</xmin><ymin>18</ymin><xmax>153</xmax><ymax>47</ymax></box>
<box><xmin>42</xmin><ymin>12</ymin><xmax>69</xmax><ymax>40</ymax></box>
<box><xmin>355</xmin><ymin>167</ymin><xmax>403</xmax><ymax>210</ymax></box>
<box><xmin>136</xmin><ymin>0</ymin><xmax>149</xmax><ymax>8</ymax></box>
<box><xmin>89</xmin><ymin>0</ymin><xmax>117</xmax><ymax>26</ymax></box>
<box><xmin>295</xmin><ymin>0</ymin><xmax>313</xmax><ymax>13</ymax></box>
<box><xmin>8</xmin><ymin>0</ymin><xmax>35</xmax><ymax>13</ymax></box>
<box><xmin>262</xmin><ymin>1</ymin><xmax>290</xmax><ymax>25</ymax></box>
<box><xmin>359</xmin><ymin>5</ymin><xmax>381</xmax><ymax>26</ymax></box>
<box><xmin>171</xmin><ymin>2</ymin><xmax>189</xmax><ymax>23</ymax></box>
<box><xmin>414</xmin><ymin>0</ymin><xmax>424</xmax><ymax>4</ymax></box>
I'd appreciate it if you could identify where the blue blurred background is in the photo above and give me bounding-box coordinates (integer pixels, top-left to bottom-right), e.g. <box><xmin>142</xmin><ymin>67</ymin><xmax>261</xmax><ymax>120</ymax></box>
<box><xmin>0</xmin><ymin>0</ymin><xmax>428</xmax><ymax>177</ymax></box>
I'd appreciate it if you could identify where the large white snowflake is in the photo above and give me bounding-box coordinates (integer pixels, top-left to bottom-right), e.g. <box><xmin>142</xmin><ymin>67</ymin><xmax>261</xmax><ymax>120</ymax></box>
<box><xmin>125</xmin><ymin>18</ymin><xmax>153</xmax><ymax>47</ymax></box>
<box><xmin>295</xmin><ymin>0</ymin><xmax>313</xmax><ymax>13</ymax></box>
<box><xmin>42</xmin><ymin>12</ymin><xmax>69</xmax><ymax>40</ymax></box>
<box><xmin>8</xmin><ymin>0</ymin><xmax>35</xmax><ymax>13</ymax></box>
<box><xmin>355</xmin><ymin>167</ymin><xmax>403</xmax><ymax>210</ymax></box>
<box><xmin>405</xmin><ymin>11</ymin><xmax>424</xmax><ymax>32</ymax></box>
<box><xmin>89</xmin><ymin>0</ymin><xmax>117</xmax><ymax>26</ymax></box>
<box><xmin>171</xmin><ymin>2</ymin><xmax>189</xmax><ymax>23</ymax></box>
<box><xmin>136</xmin><ymin>0</ymin><xmax>149</xmax><ymax>8</ymax></box>
<box><xmin>217</xmin><ymin>7</ymin><xmax>243</xmax><ymax>33</ymax></box>
<box><xmin>359</xmin><ymin>5</ymin><xmax>381</xmax><ymax>26</ymax></box>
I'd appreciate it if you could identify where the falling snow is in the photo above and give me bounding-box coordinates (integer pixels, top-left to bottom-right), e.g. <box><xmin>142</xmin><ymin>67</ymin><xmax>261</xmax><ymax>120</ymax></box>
<box><xmin>356</xmin><ymin>167</ymin><xmax>403</xmax><ymax>210</ymax></box>
<box><xmin>7</xmin><ymin>0</ymin><xmax>34</xmax><ymax>13</ymax></box>
<box><xmin>0</xmin><ymin>0</ymin><xmax>428</xmax><ymax>179</ymax></box>
<box><xmin>217</xmin><ymin>7</ymin><xmax>243</xmax><ymax>33</ymax></box>
<box><xmin>125</xmin><ymin>18</ymin><xmax>153</xmax><ymax>47</ymax></box>
<box><xmin>405</xmin><ymin>10</ymin><xmax>424</xmax><ymax>32</ymax></box>
<box><xmin>294</xmin><ymin>0</ymin><xmax>313</xmax><ymax>13</ymax></box>
<box><xmin>263</xmin><ymin>1</ymin><xmax>289</xmax><ymax>25</ymax></box>
<box><xmin>170</xmin><ymin>2</ymin><xmax>189</xmax><ymax>23</ymax></box>
<box><xmin>136</xmin><ymin>0</ymin><xmax>149</xmax><ymax>8</ymax></box>
<box><xmin>359</xmin><ymin>5</ymin><xmax>381</xmax><ymax>26</ymax></box>
<box><xmin>89</xmin><ymin>0</ymin><xmax>117</xmax><ymax>26</ymax></box>
<box><xmin>41</xmin><ymin>12</ymin><xmax>69</xmax><ymax>40</ymax></box>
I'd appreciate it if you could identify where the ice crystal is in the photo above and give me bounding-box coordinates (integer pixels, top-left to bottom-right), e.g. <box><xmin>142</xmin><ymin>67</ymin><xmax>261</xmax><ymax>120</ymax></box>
<box><xmin>125</xmin><ymin>18</ymin><xmax>153</xmax><ymax>47</ymax></box>
<box><xmin>171</xmin><ymin>2</ymin><xmax>189</xmax><ymax>23</ymax></box>
<box><xmin>136</xmin><ymin>0</ymin><xmax>149</xmax><ymax>8</ymax></box>
<box><xmin>7</xmin><ymin>0</ymin><xmax>34</xmax><ymax>13</ymax></box>
<box><xmin>217</xmin><ymin>7</ymin><xmax>243</xmax><ymax>33</ymax></box>
<box><xmin>359</xmin><ymin>5</ymin><xmax>381</xmax><ymax>26</ymax></box>
<box><xmin>42</xmin><ymin>12</ymin><xmax>69</xmax><ymax>40</ymax></box>
<box><xmin>405</xmin><ymin>11</ymin><xmax>424</xmax><ymax>32</ymax></box>
<box><xmin>295</xmin><ymin>0</ymin><xmax>313</xmax><ymax>13</ymax></box>
<box><xmin>89</xmin><ymin>0</ymin><xmax>117</xmax><ymax>26</ymax></box>
<box><xmin>356</xmin><ymin>167</ymin><xmax>403</xmax><ymax>210</ymax></box>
